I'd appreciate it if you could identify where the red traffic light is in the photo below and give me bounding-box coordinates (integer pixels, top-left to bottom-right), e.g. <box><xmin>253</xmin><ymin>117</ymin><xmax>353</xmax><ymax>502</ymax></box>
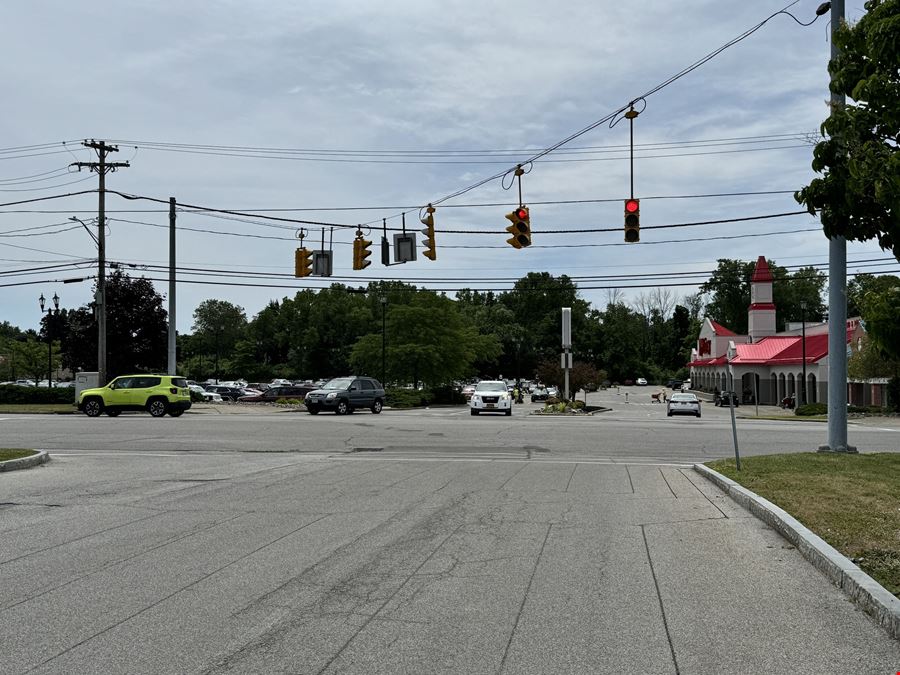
<box><xmin>515</xmin><ymin>207</ymin><xmax>528</xmax><ymax>220</ymax></box>
<box><xmin>625</xmin><ymin>199</ymin><xmax>639</xmax><ymax>213</ymax></box>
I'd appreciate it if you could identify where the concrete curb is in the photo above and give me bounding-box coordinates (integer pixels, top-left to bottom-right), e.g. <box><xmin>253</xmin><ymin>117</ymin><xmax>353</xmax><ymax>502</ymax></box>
<box><xmin>694</xmin><ymin>463</ymin><xmax>900</xmax><ymax>641</ymax></box>
<box><xmin>0</xmin><ymin>450</ymin><xmax>51</xmax><ymax>472</ymax></box>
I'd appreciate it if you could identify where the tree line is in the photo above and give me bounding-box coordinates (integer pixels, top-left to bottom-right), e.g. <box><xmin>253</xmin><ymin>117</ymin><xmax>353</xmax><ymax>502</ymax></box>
<box><xmin>6</xmin><ymin>259</ymin><xmax>890</xmax><ymax>395</ymax></box>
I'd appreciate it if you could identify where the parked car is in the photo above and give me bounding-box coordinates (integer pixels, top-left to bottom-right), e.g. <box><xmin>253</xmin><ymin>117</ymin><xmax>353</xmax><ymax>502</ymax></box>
<box><xmin>207</xmin><ymin>385</ymin><xmax>247</xmax><ymax>401</ymax></box>
<box><xmin>667</xmin><ymin>392</ymin><xmax>701</xmax><ymax>418</ymax></box>
<box><xmin>461</xmin><ymin>383</ymin><xmax>477</xmax><ymax>401</ymax></box>
<box><xmin>531</xmin><ymin>387</ymin><xmax>549</xmax><ymax>402</ymax></box>
<box><xmin>304</xmin><ymin>377</ymin><xmax>385</xmax><ymax>414</ymax></box>
<box><xmin>714</xmin><ymin>391</ymin><xmax>740</xmax><ymax>407</ymax></box>
<box><xmin>469</xmin><ymin>380</ymin><xmax>512</xmax><ymax>416</ymax></box>
<box><xmin>238</xmin><ymin>385</ymin><xmax>313</xmax><ymax>403</ymax></box>
<box><xmin>636</xmin><ymin>377</ymin><xmax>648</xmax><ymax>386</ymax></box>
<box><xmin>666</xmin><ymin>379</ymin><xmax>683</xmax><ymax>390</ymax></box>
<box><xmin>77</xmin><ymin>374</ymin><xmax>192</xmax><ymax>418</ymax></box>
<box><xmin>188</xmin><ymin>384</ymin><xmax>223</xmax><ymax>403</ymax></box>
<box><xmin>547</xmin><ymin>386</ymin><xmax>559</xmax><ymax>398</ymax></box>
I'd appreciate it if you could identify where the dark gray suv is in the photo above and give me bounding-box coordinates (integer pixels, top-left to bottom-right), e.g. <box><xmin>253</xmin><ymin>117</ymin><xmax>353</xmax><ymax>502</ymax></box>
<box><xmin>304</xmin><ymin>376</ymin><xmax>385</xmax><ymax>415</ymax></box>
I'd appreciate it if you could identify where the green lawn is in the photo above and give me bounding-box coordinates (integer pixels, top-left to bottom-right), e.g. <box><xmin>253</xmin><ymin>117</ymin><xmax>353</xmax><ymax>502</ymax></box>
<box><xmin>0</xmin><ymin>449</ymin><xmax>37</xmax><ymax>462</ymax></box>
<box><xmin>707</xmin><ymin>453</ymin><xmax>900</xmax><ymax>599</ymax></box>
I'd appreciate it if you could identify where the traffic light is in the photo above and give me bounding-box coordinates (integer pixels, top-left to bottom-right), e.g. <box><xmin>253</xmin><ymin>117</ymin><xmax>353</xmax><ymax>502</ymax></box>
<box><xmin>353</xmin><ymin>234</ymin><xmax>372</xmax><ymax>270</ymax></box>
<box><xmin>624</xmin><ymin>198</ymin><xmax>640</xmax><ymax>243</ymax></box>
<box><xmin>294</xmin><ymin>247</ymin><xmax>312</xmax><ymax>277</ymax></box>
<box><xmin>421</xmin><ymin>204</ymin><xmax>436</xmax><ymax>261</ymax></box>
<box><xmin>505</xmin><ymin>205</ymin><xmax>531</xmax><ymax>249</ymax></box>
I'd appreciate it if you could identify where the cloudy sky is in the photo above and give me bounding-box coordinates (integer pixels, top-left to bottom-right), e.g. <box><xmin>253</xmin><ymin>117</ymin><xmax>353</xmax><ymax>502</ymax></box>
<box><xmin>2</xmin><ymin>0</ymin><xmax>896</xmax><ymax>334</ymax></box>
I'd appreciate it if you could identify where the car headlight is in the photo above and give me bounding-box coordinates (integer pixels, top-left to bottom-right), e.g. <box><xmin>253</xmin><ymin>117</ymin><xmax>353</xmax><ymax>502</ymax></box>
<box><xmin>500</xmin><ymin>393</ymin><xmax>509</xmax><ymax>400</ymax></box>
<box><xmin>326</xmin><ymin>392</ymin><xmax>337</xmax><ymax>400</ymax></box>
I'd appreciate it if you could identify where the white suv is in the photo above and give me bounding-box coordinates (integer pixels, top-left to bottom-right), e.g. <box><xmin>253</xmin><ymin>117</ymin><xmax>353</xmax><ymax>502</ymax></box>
<box><xmin>469</xmin><ymin>380</ymin><xmax>512</xmax><ymax>416</ymax></box>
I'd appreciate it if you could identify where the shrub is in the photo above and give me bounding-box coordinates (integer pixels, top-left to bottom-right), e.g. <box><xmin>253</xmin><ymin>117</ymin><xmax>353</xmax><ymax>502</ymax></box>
<box><xmin>796</xmin><ymin>402</ymin><xmax>827</xmax><ymax>416</ymax></box>
<box><xmin>546</xmin><ymin>396</ymin><xmax>560</xmax><ymax>406</ymax></box>
<box><xmin>429</xmin><ymin>385</ymin><xmax>466</xmax><ymax>405</ymax></box>
<box><xmin>386</xmin><ymin>387</ymin><xmax>434</xmax><ymax>408</ymax></box>
<box><xmin>286</xmin><ymin>398</ymin><xmax>300</xmax><ymax>405</ymax></box>
<box><xmin>0</xmin><ymin>384</ymin><xmax>75</xmax><ymax>404</ymax></box>
<box><xmin>275</xmin><ymin>398</ymin><xmax>289</xmax><ymax>405</ymax></box>
<box><xmin>571</xmin><ymin>400</ymin><xmax>585</xmax><ymax>409</ymax></box>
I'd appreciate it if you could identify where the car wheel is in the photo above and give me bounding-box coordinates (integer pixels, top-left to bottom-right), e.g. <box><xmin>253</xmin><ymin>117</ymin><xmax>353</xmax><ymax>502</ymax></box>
<box><xmin>147</xmin><ymin>398</ymin><xmax>168</xmax><ymax>417</ymax></box>
<box><xmin>105</xmin><ymin>409</ymin><xmax>120</xmax><ymax>417</ymax></box>
<box><xmin>371</xmin><ymin>399</ymin><xmax>383</xmax><ymax>414</ymax></box>
<box><xmin>470</xmin><ymin>409</ymin><xmax>479</xmax><ymax>416</ymax></box>
<box><xmin>667</xmin><ymin>412</ymin><xmax>673</xmax><ymax>417</ymax></box>
<box><xmin>336</xmin><ymin>399</ymin><xmax>349</xmax><ymax>415</ymax></box>
<box><xmin>169</xmin><ymin>410</ymin><xmax>184</xmax><ymax>417</ymax></box>
<box><xmin>307</xmin><ymin>405</ymin><xmax>319</xmax><ymax>415</ymax></box>
<box><xmin>83</xmin><ymin>398</ymin><xmax>103</xmax><ymax>417</ymax></box>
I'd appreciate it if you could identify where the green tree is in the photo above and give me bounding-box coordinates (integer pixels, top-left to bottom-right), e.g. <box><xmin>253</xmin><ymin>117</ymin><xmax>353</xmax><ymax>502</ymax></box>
<box><xmin>65</xmin><ymin>270</ymin><xmax>169</xmax><ymax>379</ymax></box>
<box><xmin>859</xmin><ymin>276</ymin><xmax>900</xmax><ymax>360</ymax></box>
<box><xmin>191</xmin><ymin>299</ymin><xmax>248</xmax><ymax>378</ymax></box>
<box><xmin>795</xmin><ymin>0</ymin><xmax>900</xmax><ymax>258</ymax></box>
<box><xmin>350</xmin><ymin>293</ymin><xmax>500</xmax><ymax>387</ymax></box>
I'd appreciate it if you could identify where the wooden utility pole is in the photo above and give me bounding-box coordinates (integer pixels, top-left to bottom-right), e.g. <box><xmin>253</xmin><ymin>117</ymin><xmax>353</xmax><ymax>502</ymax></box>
<box><xmin>71</xmin><ymin>140</ymin><xmax>130</xmax><ymax>387</ymax></box>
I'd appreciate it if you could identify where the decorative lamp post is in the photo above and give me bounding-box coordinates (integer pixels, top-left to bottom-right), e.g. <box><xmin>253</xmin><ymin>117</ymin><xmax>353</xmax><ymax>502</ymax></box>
<box><xmin>38</xmin><ymin>292</ymin><xmax>60</xmax><ymax>387</ymax></box>
<box><xmin>380</xmin><ymin>296</ymin><xmax>387</xmax><ymax>386</ymax></box>
<box><xmin>800</xmin><ymin>300</ymin><xmax>807</xmax><ymax>406</ymax></box>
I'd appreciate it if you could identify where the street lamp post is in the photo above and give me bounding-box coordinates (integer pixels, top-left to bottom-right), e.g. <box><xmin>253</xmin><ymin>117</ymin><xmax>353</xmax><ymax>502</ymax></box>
<box><xmin>38</xmin><ymin>292</ymin><xmax>60</xmax><ymax>388</ymax></box>
<box><xmin>380</xmin><ymin>296</ymin><xmax>387</xmax><ymax>386</ymax></box>
<box><xmin>800</xmin><ymin>301</ymin><xmax>807</xmax><ymax>406</ymax></box>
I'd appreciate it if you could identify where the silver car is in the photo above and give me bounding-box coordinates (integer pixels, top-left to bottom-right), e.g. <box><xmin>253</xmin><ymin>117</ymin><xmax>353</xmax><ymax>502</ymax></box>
<box><xmin>667</xmin><ymin>392</ymin><xmax>701</xmax><ymax>418</ymax></box>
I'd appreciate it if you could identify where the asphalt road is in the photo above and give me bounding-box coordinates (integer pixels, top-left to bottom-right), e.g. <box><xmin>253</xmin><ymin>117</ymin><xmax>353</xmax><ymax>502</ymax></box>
<box><xmin>2</xmin><ymin>388</ymin><xmax>899</xmax><ymax>673</ymax></box>
<box><xmin>0</xmin><ymin>387</ymin><xmax>897</xmax><ymax>462</ymax></box>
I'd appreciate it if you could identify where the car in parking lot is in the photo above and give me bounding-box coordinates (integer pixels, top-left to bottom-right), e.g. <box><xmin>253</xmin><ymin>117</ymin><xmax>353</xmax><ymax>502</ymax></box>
<box><xmin>188</xmin><ymin>384</ymin><xmax>223</xmax><ymax>403</ymax></box>
<box><xmin>77</xmin><ymin>374</ymin><xmax>192</xmax><ymax>418</ymax></box>
<box><xmin>238</xmin><ymin>385</ymin><xmax>313</xmax><ymax>403</ymax></box>
<box><xmin>461</xmin><ymin>383</ymin><xmax>477</xmax><ymax>401</ymax></box>
<box><xmin>636</xmin><ymin>377</ymin><xmax>648</xmax><ymax>386</ymax></box>
<box><xmin>714</xmin><ymin>391</ymin><xmax>740</xmax><ymax>407</ymax></box>
<box><xmin>469</xmin><ymin>380</ymin><xmax>512</xmax><ymax>416</ymax></box>
<box><xmin>530</xmin><ymin>386</ymin><xmax>549</xmax><ymax>402</ymax></box>
<box><xmin>667</xmin><ymin>392</ymin><xmax>701</xmax><ymax>418</ymax></box>
<box><xmin>207</xmin><ymin>385</ymin><xmax>248</xmax><ymax>401</ymax></box>
<box><xmin>546</xmin><ymin>386</ymin><xmax>559</xmax><ymax>398</ymax></box>
<box><xmin>304</xmin><ymin>376</ymin><xmax>385</xmax><ymax>414</ymax></box>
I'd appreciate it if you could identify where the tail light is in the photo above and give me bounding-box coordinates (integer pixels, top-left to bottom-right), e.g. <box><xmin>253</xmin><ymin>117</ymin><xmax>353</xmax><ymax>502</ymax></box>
<box><xmin>170</xmin><ymin>387</ymin><xmax>178</xmax><ymax>394</ymax></box>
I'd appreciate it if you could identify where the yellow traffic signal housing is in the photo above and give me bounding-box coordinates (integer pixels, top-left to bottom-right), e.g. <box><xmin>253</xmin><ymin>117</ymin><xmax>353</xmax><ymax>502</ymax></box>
<box><xmin>353</xmin><ymin>235</ymin><xmax>372</xmax><ymax>270</ymax></box>
<box><xmin>294</xmin><ymin>247</ymin><xmax>312</xmax><ymax>277</ymax></box>
<box><xmin>421</xmin><ymin>205</ymin><xmax>437</xmax><ymax>261</ymax></box>
<box><xmin>505</xmin><ymin>205</ymin><xmax>531</xmax><ymax>249</ymax></box>
<box><xmin>624</xmin><ymin>199</ymin><xmax>640</xmax><ymax>243</ymax></box>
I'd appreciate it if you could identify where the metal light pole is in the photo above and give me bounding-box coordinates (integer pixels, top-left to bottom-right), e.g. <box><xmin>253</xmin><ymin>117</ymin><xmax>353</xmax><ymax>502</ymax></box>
<box><xmin>800</xmin><ymin>301</ymin><xmax>807</xmax><ymax>406</ymax></box>
<box><xmin>38</xmin><ymin>292</ymin><xmax>60</xmax><ymax>387</ymax></box>
<box><xmin>380</xmin><ymin>296</ymin><xmax>387</xmax><ymax>385</ymax></box>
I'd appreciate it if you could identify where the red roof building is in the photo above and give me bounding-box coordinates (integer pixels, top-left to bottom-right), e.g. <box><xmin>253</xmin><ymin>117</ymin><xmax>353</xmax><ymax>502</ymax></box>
<box><xmin>688</xmin><ymin>256</ymin><xmax>863</xmax><ymax>406</ymax></box>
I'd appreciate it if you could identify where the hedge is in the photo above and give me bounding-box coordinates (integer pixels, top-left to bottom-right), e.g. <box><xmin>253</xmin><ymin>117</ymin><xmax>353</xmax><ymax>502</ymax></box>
<box><xmin>795</xmin><ymin>402</ymin><xmax>827</xmax><ymax>416</ymax></box>
<box><xmin>0</xmin><ymin>384</ymin><xmax>76</xmax><ymax>404</ymax></box>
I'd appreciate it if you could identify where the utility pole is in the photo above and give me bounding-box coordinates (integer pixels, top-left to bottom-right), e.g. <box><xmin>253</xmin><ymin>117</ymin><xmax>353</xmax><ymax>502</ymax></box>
<box><xmin>71</xmin><ymin>140</ymin><xmax>130</xmax><ymax>387</ymax></box>
<box><xmin>168</xmin><ymin>197</ymin><xmax>177</xmax><ymax>375</ymax></box>
<box><xmin>820</xmin><ymin>0</ymin><xmax>856</xmax><ymax>453</ymax></box>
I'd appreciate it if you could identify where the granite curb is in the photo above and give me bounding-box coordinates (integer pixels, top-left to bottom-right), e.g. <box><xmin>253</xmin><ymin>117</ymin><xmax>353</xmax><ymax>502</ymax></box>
<box><xmin>0</xmin><ymin>450</ymin><xmax>51</xmax><ymax>472</ymax></box>
<box><xmin>694</xmin><ymin>462</ymin><xmax>900</xmax><ymax>641</ymax></box>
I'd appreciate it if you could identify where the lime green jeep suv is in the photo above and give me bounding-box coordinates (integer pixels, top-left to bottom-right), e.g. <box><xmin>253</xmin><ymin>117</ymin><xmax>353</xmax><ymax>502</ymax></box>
<box><xmin>77</xmin><ymin>374</ymin><xmax>192</xmax><ymax>418</ymax></box>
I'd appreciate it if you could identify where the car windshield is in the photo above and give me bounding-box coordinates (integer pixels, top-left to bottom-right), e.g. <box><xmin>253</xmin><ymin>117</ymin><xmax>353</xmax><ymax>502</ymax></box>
<box><xmin>324</xmin><ymin>378</ymin><xmax>354</xmax><ymax>390</ymax></box>
<box><xmin>475</xmin><ymin>381</ymin><xmax>506</xmax><ymax>392</ymax></box>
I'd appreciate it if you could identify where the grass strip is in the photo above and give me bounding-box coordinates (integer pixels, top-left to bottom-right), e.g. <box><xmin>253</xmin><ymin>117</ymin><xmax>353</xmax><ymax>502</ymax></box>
<box><xmin>0</xmin><ymin>449</ymin><xmax>37</xmax><ymax>462</ymax></box>
<box><xmin>707</xmin><ymin>453</ymin><xmax>900</xmax><ymax>599</ymax></box>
